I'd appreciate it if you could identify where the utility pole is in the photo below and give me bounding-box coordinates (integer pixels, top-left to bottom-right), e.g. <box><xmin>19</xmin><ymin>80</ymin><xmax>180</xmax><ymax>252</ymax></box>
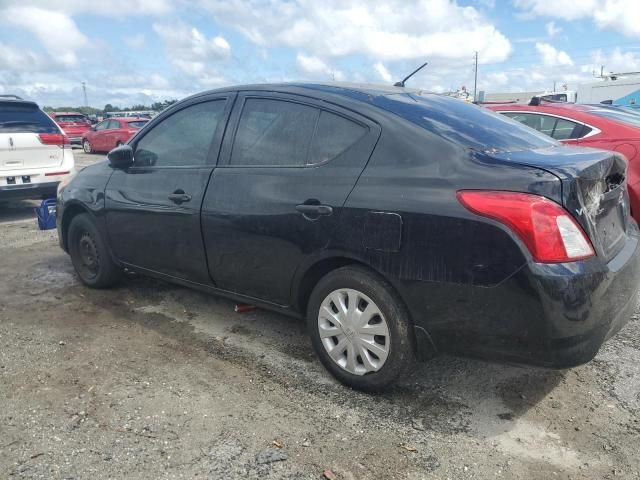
<box><xmin>81</xmin><ymin>82</ymin><xmax>88</xmax><ymax>107</ymax></box>
<box><xmin>473</xmin><ymin>51</ymin><xmax>478</xmax><ymax>102</ymax></box>
<box><xmin>553</xmin><ymin>80</ymin><xmax>557</xmax><ymax>92</ymax></box>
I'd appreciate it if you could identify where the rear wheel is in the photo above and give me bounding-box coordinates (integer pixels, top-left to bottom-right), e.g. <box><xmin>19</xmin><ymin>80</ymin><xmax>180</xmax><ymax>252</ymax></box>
<box><xmin>307</xmin><ymin>266</ymin><xmax>414</xmax><ymax>391</ymax></box>
<box><xmin>68</xmin><ymin>213</ymin><xmax>121</xmax><ymax>288</ymax></box>
<box><xmin>82</xmin><ymin>139</ymin><xmax>93</xmax><ymax>154</ymax></box>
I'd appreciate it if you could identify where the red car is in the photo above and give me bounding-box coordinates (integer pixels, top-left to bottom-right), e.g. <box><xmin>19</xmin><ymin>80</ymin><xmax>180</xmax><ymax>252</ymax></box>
<box><xmin>486</xmin><ymin>102</ymin><xmax>640</xmax><ymax>220</ymax></box>
<box><xmin>82</xmin><ymin>117</ymin><xmax>149</xmax><ymax>153</ymax></box>
<box><xmin>49</xmin><ymin>112</ymin><xmax>92</xmax><ymax>145</ymax></box>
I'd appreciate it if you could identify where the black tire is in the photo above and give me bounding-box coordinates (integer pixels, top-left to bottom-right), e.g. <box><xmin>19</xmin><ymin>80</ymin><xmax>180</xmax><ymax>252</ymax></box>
<box><xmin>307</xmin><ymin>266</ymin><xmax>415</xmax><ymax>392</ymax></box>
<box><xmin>68</xmin><ymin>213</ymin><xmax>122</xmax><ymax>288</ymax></box>
<box><xmin>82</xmin><ymin>139</ymin><xmax>93</xmax><ymax>154</ymax></box>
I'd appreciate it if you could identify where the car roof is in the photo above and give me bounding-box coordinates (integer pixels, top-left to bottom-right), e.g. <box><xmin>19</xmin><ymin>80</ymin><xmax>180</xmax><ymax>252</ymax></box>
<box><xmin>0</xmin><ymin>97</ymin><xmax>39</xmax><ymax>108</ymax></box>
<box><xmin>109</xmin><ymin>116</ymin><xmax>149</xmax><ymax>121</ymax></box>
<box><xmin>186</xmin><ymin>81</ymin><xmax>428</xmax><ymax>104</ymax></box>
<box><xmin>51</xmin><ymin>111</ymin><xmax>85</xmax><ymax>116</ymax></box>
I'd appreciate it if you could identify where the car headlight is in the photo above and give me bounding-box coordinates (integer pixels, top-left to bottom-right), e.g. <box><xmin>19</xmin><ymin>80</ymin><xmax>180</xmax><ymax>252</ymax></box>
<box><xmin>57</xmin><ymin>170</ymin><xmax>77</xmax><ymax>195</ymax></box>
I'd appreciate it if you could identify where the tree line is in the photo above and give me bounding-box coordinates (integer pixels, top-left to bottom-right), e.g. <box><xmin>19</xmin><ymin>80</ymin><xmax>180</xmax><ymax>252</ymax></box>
<box><xmin>43</xmin><ymin>99</ymin><xmax>178</xmax><ymax>115</ymax></box>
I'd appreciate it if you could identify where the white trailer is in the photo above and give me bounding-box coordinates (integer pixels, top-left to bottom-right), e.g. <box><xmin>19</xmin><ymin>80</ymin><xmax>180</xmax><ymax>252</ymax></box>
<box><xmin>576</xmin><ymin>77</ymin><xmax>640</xmax><ymax>106</ymax></box>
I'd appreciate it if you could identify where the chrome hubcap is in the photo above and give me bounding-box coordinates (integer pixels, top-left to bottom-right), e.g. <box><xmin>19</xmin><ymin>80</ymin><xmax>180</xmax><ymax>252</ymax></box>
<box><xmin>318</xmin><ymin>288</ymin><xmax>390</xmax><ymax>375</ymax></box>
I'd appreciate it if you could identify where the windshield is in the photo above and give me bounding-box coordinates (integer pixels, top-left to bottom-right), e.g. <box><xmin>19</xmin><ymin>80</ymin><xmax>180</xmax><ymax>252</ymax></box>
<box><xmin>0</xmin><ymin>102</ymin><xmax>59</xmax><ymax>133</ymax></box>
<box><xmin>127</xmin><ymin>121</ymin><xmax>148</xmax><ymax>129</ymax></box>
<box><xmin>589</xmin><ymin>107</ymin><xmax>640</xmax><ymax>129</ymax></box>
<box><xmin>54</xmin><ymin>114</ymin><xmax>87</xmax><ymax>123</ymax></box>
<box><xmin>374</xmin><ymin>93</ymin><xmax>558</xmax><ymax>152</ymax></box>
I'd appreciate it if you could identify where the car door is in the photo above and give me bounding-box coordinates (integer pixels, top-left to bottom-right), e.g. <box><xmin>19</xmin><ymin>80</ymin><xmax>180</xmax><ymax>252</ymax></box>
<box><xmin>91</xmin><ymin>120</ymin><xmax>109</xmax><ymax>150</ymax></box>
<box><xmin>201</xmin><ymin>93</ymin><xmax>381</xmax><ymax>304</ymax></box>
<box><xmin>105</xmin><ymin>94</ymin><xmax>234</xmax><ymax>284</ymax></box>
<box><xmin>103</xmin><ymin>120</ymin><xmax>121</xmax><ymax>150</ymax></box>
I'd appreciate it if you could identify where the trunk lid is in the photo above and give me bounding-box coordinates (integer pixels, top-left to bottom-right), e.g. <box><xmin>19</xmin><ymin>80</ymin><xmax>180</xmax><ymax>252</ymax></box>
<box><xmin>1</xmin><ymin>101</ymin><xmax>66</xmax><ymax>170</ymax></box>
<box><xmin>0</xmin><ymin>132</ymin><xmax>65</xmax><ymax>170</ymax></box>
<box><xmin>492</xmin><ymin>145</ymin><xmax>630</xmax><ymax>263</ymax></box>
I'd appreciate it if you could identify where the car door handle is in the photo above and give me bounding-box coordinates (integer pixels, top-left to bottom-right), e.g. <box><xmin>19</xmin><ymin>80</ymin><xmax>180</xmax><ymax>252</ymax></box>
<box><xmin>295</xmin><ymin>203</ymin><xmax>333</xmax><ymax>217</ymax></box>
<box><xmin>168</xmin><ymin>191</ymin><xmax>192</xmax><ymax>204</ymax></box>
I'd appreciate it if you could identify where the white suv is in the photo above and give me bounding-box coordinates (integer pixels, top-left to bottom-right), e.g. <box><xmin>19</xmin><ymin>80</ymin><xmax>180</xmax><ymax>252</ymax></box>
<box><xmin>0</xmin><ymin>96</ymin><xmax>75</xmax><ymax>201</ymax></box>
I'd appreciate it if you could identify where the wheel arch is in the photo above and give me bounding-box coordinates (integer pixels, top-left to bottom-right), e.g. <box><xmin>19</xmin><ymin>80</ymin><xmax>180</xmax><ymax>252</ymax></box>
<box><xmin>293</xmin><ymin>254</ymin><xmax>437</xmax><ymax>360</ymax></box>
<box><xmin>60</xmin><ymin>201</ymin><xmax>94</xmax><ymax>252</ymax></box>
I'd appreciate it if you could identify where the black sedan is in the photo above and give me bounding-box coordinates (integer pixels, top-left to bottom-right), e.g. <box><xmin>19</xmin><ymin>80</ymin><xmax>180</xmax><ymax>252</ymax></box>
<box><xmin>56</xmin><ymin>83</ymin><xmax>640</xmax><ymax>391</ymax></box>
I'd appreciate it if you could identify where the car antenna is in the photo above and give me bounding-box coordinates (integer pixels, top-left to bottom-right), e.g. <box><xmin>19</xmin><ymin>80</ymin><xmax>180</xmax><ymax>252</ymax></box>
<box><xmin>394</xmin><ymin>62</ymin><xmax>428</xmax><ymax>87</ymax></box>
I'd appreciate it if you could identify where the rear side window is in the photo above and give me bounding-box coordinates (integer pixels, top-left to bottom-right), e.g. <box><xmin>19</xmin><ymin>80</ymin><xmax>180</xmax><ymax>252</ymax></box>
<box><xmin>308</xmin><ymin>111</ymin><xmax>366</xmax><ymax>165</ymax></box>
<box><xmin>0</xmin><ymin>102</ymin><xmax>58</xmax><ymax>134</ymax></box>
<box><xmin>231</xmin><ymin>98</ymin><xmax>318</xmax><ymax>166</ymax></box>
<box><xmin>53</xmin><ymin>115</ymin><xmax>86</xmax><ymax>123</ymax></box>
<box><xmin>127</xmin><ymin>121</ymin><xmax>148</xmax><ymax>129</ymax></box>
<box><xmin>134</xmin><ymin>100</ymin><xmax>225</xmax><ymax>167</ymax></box>
<box><xmin>502</xmin><ymin>112</ymin><xmax>585</xmax><ymax>140</ymax></box>
<box><xmin>375</xmin><ymin>93</ymin><xmax>557</xmax><ymax>152</ymax></box>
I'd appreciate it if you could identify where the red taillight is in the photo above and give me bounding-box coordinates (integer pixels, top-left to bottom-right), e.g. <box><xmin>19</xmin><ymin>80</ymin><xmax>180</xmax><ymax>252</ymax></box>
<box><xmin>457</xmin><ymin>190</ymin><xmax>595</xmax><ymax>263</ymax></box>
<box><xmin>38</xmin><ymin>133</ymin><xmax>70</xmax><ymax>147</ymax></box>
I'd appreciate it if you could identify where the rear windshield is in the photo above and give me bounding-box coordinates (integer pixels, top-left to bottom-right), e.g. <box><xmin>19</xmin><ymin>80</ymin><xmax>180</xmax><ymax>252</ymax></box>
<box><xmin>53</xmin><ymin>114</ymin><xmax>87</xmax><ymax>123</ymax></box>
<box><xmin>0</xmin><ymin>102</ymin><xmax>59</xmax><ymax>133</ymax></box>
<box><xmin>127</xmin><ymin>121</ymin><xmax>148</xmax><ymax>129</ymax></box>
<box><xmin>588</xmin><ymin>107</ymin><xmax>640</xmax><ymax>129</ymax></box>
<box><xmin>374</xmin><ymin>93</ymin><xmax>558</xmax><ymax>152</ymax></box>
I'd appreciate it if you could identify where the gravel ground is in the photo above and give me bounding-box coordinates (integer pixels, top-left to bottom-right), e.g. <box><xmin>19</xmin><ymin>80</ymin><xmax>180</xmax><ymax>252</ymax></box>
<box><xmin>0</xmin><ymin>151</ymin><xmax>639</xmax><ymax>479</ymax></box>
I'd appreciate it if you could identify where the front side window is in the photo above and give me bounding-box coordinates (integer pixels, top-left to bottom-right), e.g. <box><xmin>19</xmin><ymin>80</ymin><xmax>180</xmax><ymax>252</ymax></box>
<box><xmin>230</xmin><ymin>98</ymin><xmax>318</xmax><ymax>166</ymax></box>
<box><xmin>134</xmin><ymin>100</ymin><xmax>225</xmax><ymax>167</ymax></box>
<box><xmin>95</xmin><ymin>121</ymin><xmax>109</xmax><ymax>131</ymax></box>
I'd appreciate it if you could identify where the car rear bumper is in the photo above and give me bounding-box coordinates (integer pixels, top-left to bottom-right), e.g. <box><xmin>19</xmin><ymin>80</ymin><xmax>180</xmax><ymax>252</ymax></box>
<box><xmin>421</xmin><ymin>222</ymin><xmax>640</xmax><ymax>368</ymax></box>
<box><xmin>0</xmin><ymin>181</ymin><xmax>59</xmax><ymax>201</ymax></box>
<box><xmin>68</xmin><ymin>137</ymin><xmax>83</xmax><ymax>145</ymax></box>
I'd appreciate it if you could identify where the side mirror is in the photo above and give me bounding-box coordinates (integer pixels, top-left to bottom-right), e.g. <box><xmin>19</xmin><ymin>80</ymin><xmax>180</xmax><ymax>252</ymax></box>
<box><xmin>107</xmin><ymin>144</ymin><xmax>134</xmax><ymax>169</ymax></box>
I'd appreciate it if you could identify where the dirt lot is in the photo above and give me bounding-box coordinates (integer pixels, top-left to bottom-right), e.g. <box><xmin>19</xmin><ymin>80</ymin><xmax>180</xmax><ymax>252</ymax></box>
<box><xmin>0</xmin><ymin>150</ymin><xmax>639</xmax><ymax>479</ymax></box>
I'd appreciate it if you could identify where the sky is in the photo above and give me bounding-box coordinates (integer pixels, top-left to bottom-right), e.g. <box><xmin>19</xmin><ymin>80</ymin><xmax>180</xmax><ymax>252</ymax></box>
<box><xmin>1</xmin><ymin>0</ymin><xmax>640</xmax><ymax>108</ymax></box>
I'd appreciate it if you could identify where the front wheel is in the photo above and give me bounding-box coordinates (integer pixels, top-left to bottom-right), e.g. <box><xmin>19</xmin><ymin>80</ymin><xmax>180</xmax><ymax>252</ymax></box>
<box><xmin>82</xmin><ymin>139</ymin><xmax>93</xmax><ymax>154</ymax></box>
<box><xmin>68</xmin><ymin>213</ymin><xmax>122</xmax><ymax>288</ymax></box>
<box><xmin>307</xmin><ymin>266</ymin><xmax>415</xmax><ymax>391</ymax></box>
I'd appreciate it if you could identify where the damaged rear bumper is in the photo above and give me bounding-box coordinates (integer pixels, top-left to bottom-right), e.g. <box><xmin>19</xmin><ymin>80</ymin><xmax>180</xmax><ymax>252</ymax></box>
<box><xmin>430</xmin><ymin>222</ymin><xmax>640</xmax><ymax>368</ymax></box>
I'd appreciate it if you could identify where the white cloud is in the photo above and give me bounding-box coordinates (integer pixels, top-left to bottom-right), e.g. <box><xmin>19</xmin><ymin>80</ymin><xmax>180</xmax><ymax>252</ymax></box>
<box><xmin>124</xmin><ymin>34</ymin><xmax>146</xmax><ymax>50</ymax></box>
<box><xmin>0</xmin><ymin>43</ymin><xmax>47</xmax><ymax>73</ymax></box>
<box><xmin>486</xmin><ymin>72</ymin><xmax>509</xmax><ymax>86</ymax></box>
<box><xmin>516</xmin><ymin>0</ymin><xmax>640</xmax><ymax>37</ymax></box>
<box><xmin>546</xmin><ymin>21</ymin><xmax>561</xmax><ymax>37</ymax></box>
<box><xmin>536</xmin><ymin>42</ymin><xmax>574</xmax><ymax>67</ymax></box>
<box><xmin>1</xmin><ymin>0</ymin><xmax>173</xmax><ymax>16</ymax></box>
<box><xmin>296</xmin><ymin>53</ymin><xmax>345</xmax><ymax>81</ymax></box>
<box><xmin>2</xmin><ymin>7</ymin><xmax>88</xmax><ymax>67</ymax></box>
<box><xmin>200</xmin><ymin>0</ymin><xmax>512</xmax><ymax>62</ymax></box>
<box><xmin>582</xmin><ymin>48</ymin><xmax>640</xmax><ymax>75</ymax></box>
<box><xmin>153</xmin><ymin>23</ymin><xmax>231</xmax><ymax>84</ymax></box>
<box><xmin>374</xmin><ymin>62</ymin><xmax>393</xmax><ymax>83</ymax></box>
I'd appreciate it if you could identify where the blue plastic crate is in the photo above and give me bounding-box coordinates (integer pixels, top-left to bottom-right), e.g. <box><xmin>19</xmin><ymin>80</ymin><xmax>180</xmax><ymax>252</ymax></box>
<box><xmin>35</xmin><ymin>198</ymin><xmax>57</xmax><ymax>230</ymax></box>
